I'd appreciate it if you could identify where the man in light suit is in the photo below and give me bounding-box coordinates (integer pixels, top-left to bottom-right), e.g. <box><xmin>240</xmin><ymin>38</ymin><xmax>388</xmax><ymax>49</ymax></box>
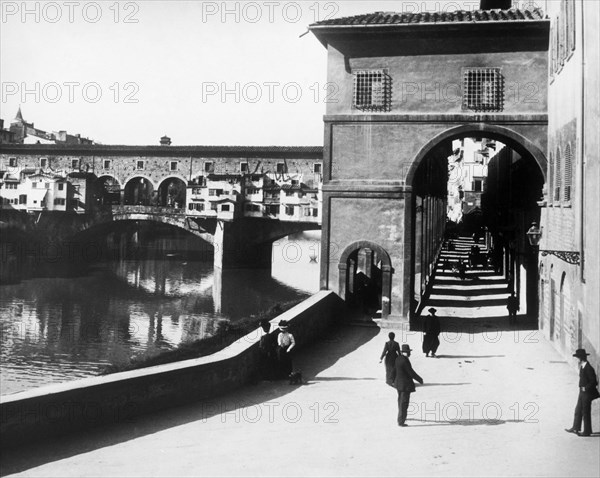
<box><xmin>565</xmin><ymin>348</ymin><xmax>599</xmax><ymax>437</ymax></box>
<box><xmin>392</xmin><ymin>344</ymin><xmax>424</xmax><ymax>427</ymax></box>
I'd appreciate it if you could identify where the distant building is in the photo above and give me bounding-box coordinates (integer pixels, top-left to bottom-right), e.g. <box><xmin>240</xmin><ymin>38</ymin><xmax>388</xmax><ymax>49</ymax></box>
<box><xmin>0</xmin><ymin>119</ymin><xmax>16</xmax><ymax>144</ymax></box>
<box><xmin>7</xmin><ymin>107</ymin><xmax>94</xmax><ymax>145</ymax></box>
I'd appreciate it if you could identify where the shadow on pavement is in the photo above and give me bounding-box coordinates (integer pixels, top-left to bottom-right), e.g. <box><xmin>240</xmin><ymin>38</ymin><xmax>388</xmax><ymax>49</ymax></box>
<box><xmin>433</xmin><ymin>355</ymin><xmax>505</xmax><ymax>359</ymax></box>
<box><xmin>411</xmin><ymin>315</ymin><xmax>538</xmax><ymax>334</ymax></box>
<box><xmin>405</xmin><ymin>418</ymin><xmax>527</xmax><ymax>427</ymax></box>
<box><xmin>418</xmin><ymin>382</ymin><xmax>472</xmax><ymax>387</ymax></box>
<box><xmin>1</xmin><ymin>323</ymin><xmax>379</xmax><ymax>477</ymax></box>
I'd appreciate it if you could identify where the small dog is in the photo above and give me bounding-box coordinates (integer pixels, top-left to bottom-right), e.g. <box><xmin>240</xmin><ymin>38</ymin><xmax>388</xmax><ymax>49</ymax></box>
<box><xmin>289</xmin><ymin>371</ymin><xmax>303</xmax><ymax>385</ymax></box>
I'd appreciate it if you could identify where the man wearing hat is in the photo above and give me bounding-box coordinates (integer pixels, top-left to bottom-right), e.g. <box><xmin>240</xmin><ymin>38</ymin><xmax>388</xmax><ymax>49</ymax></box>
<box><xmin>565</xmin><ymin>349</ymin><xmax>599</xmax><ymax>437</ymax></box>
<box><xmin>422</xmin><ymin>308</ymin><xmax>441</xmax><ymax>358</ymax></box>
<box><xmin>391</xmin><ymin>344</ymin><xmax>424</xmax><ymax>427</ymax></box>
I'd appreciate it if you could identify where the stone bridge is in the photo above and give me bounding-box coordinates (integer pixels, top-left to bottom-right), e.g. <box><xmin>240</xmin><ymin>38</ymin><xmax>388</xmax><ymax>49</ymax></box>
<box><xmin>74</xmin><ymin>205</ymin><xmax>320</xmax><ymax>269</ymax></box>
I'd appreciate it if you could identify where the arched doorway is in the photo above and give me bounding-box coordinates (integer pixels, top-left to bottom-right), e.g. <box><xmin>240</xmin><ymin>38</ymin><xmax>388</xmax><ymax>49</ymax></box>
<box><xmin>338</xmin><ymin>241</ymin><xmax>392</xmax><ymax>319</ymax></box>
<box><xmin>157</xmin><ymin>177</ymin><xmax>187</xmax><ymax>208</ymax></box>
<box><xmin>408</xmin><ymin>126</ymin><xmax>546</xmax><ymax>323</ymax></box>
<box><xmin>124</xmin><ymin>177</ymin><xmax>155</xmax><ymax>206</ymax></box>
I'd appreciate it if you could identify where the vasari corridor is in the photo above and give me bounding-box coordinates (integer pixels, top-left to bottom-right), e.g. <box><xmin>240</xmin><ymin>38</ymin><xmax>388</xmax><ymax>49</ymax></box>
<box><xmin>0</xmin><ymin>1</ymin><xmax>599</xmax><ymax>477</ymax></box>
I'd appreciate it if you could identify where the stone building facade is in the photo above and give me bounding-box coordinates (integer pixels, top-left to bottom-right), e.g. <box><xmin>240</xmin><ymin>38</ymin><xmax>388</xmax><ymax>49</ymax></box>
<box><xmin>310</xmin><ymin>8</ymin><xmax>549</xmax><ymax>321</ymax></box>
<box><xmin>540</xmin><ymin>0</ymin><xmax>599</xmax><ymax>365</ymax></box>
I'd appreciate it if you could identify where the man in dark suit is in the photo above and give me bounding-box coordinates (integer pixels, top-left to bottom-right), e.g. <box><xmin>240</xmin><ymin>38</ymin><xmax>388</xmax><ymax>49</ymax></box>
<box><xmin>422</xmin><ymin>307</ymin><xmax>441</xmax><ymax>357</ymax></box>
<box><xmin>391</xmin><ymin>344</ymin><xmax>424</xmax><ymax>427</ymax></box>
<box><xmin>565</xmin><ymin>348</ymin><xmax>599</xmax><ymax>437</ymax></box>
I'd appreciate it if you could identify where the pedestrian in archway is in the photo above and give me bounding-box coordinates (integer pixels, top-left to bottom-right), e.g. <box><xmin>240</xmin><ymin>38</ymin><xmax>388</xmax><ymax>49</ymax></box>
<box><xmin>276</xmin><ymin>320</ymin><xmax>295</xmax><ymax>378</ymax></box>
<box><xmin>422</xmin><ymin>308</ymin><xmax>441</xmax><ymax>357</ymax></box>
<box><xmin>380</xmin><ymin>332</ymin><xmax>400</xmax><ymax>386</ymax></box>
<box><xmin>391</xmin><ymin>344</ymin><xmax>423</xmax><ymax>427</ymax></box>
<box><xmin>507</xmin><ymin>292</ymin><xmax>519</xmax><ymax>326</ymax></box>
<box><xmin>565</xmin><ymin>349</ymin><xmax>600</xmax><ymax>437</ymax></box>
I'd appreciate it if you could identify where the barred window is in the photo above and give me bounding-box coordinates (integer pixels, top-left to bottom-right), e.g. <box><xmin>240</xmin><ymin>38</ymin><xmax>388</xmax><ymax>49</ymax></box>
<box><xmin>353</xmin><ymin>70</ymin><xmax>391</xmax><ymax>112</ymax></box>
<box><xmin>564</xmin><ymin>143</ymin><xmax>573</xmax><ymax>202</ymax></box>
<box><xmin>554</xmin><ymin>147</ymin><xmax>562</xmax><ymax>202</ymax></box>
<box><xmin>462</xmin><ymin>68</ymin><xmax>504</xmax><ymax>112</ymax></box>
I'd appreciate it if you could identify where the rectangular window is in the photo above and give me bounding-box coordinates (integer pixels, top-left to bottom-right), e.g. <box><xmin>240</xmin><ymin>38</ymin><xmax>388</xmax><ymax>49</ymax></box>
<box><xmin>170</xmin><ymin>161</ymin><xmax>178</xmax><ymax>171</ymax></box>
<box><xmin>211</xmin><ymin>203</ymin><xmax>218</xmax><ymax>211</ymax></box>
<box><xmin>32</xmin><ymin>182</ymin><xmax>37</xmax><ymax>189</ymax></box>
<box><xmin>204</xmin><ymin>162</ymin><xmax>214</xmax><ymax>173</ymax></box>
<box><xmin>19</xmin><ymin>195</ymin><xmax>27</xmax><ymax>204</ymax></box>
<box><xmin>189</xmin><ymin>203</ymin><xmax>205</xmax><ymax>211</ymax></box>
<box><xmin>221</xmin><ymin>204</ymin><xmax>230</xmax><ymax>212</ymax></box>
<box><xmin>240</xmin><ymin>162</ymin><xmax>248</xmax><ymax>173</ymax></box>
<box><xmin>285</xmin><ymin>191</ymin><xmax>295</xmax><ymax>197</ymax></box>
<box><xmin>462</xmin><ymin>68</ymin><xmax>504</xmax><ymax>112</ymax></box>
<box><xmin>313</xmin><ymin>163</ymin><xmax>322</xmax><ymax>174</ymax></box>
<box><xmin>473</xmin><ymin>179</ymin><xmax>482</xmax><ymax>192</ymax></box>
<box><xmin>285</xmin><ymin>206</ymin><xmax>294</xmax><ymax>216</ymax></box>
<box><xmin>45</xmin><ymin>183</ymin><xmax>50</xmax><ymax>189</ymax></box>
<box><xmin>58</xmin><ymin>183</ymin><xmax>64</xmax><ymax>191</ymax></box>
<box><xmin>136</xmin><ymin>160</ymin><xmax>145</xmax><ymax>170</ymax></box>
<box><xmin>72</xmin><ymin>159</ymin><xmax>79</xmax><ymax>169</ymax></box>
<box><xmin>40</xmin><ymin>158</ymin><xmax>47</xmax><ymax>168</ymax></box>
<box><xmin>353</xmin><ymin>69</ymin><xmax>391</xmax><ymax>112</ymax></box>
<box><xmin>104</xmin><ymin>159</ymin><xmax>111</xmax><ymax>169</ymax></box>
<box><xmin>54</xmin><ymin>198</ymin><xmax>66</xmax><ymax>205</ymax></box>
<box><xmin>9</xmin><ymin>157</ymin><xmax>17</xmax><ymax>167</ymax></box>
<box><xmin>276</xmin><ymin>162</ymin><xmax>286</xmax><ymax>174</ymax></box>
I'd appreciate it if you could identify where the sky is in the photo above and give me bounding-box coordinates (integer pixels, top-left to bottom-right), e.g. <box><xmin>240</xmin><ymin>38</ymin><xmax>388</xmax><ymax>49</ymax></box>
<box><xmin>1</xmin><ymin>0</ymin><xmax>544</xmax><ymax>145</ymax></box>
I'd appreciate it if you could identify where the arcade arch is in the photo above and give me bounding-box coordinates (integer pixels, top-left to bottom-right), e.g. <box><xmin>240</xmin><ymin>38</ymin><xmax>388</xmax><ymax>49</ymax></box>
<box><xmin>409</xmin><ymin>126</ymin><xmax>546</xmax><ymax>321</ymax></box>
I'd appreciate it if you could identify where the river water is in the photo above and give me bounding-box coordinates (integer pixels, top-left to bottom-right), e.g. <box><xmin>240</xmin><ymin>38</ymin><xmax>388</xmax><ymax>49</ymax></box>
<box><xmin>0</xmin><ymin>231</ymin><xmax>321</xmax><ymax>396</ymax></box>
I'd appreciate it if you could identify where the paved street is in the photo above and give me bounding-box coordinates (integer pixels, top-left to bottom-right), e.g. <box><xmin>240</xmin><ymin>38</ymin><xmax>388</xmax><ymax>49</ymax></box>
<box><xmin>3</xmin><ymin>318</ymin><xmax>599</xmax><ymax>477</ymax></box>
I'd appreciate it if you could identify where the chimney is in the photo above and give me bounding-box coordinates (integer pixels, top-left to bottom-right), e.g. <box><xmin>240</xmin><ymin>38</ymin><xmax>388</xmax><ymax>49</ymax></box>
<box><xmin>480</xmin><ymin>0</ymin><xmax>512</xmax><ymax>9</ymax></box>
<box><xmin>160</xmin><ymin>135</ymin><xmax>172</xmax><ymax>146</ymax></box>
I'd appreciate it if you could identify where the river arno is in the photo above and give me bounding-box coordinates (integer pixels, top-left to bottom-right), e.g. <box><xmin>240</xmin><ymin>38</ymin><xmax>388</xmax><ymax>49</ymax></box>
<box><xmin>0</xmin><ymin>232</ymin><xmax>321</xmax><ymax>396</ymax></box>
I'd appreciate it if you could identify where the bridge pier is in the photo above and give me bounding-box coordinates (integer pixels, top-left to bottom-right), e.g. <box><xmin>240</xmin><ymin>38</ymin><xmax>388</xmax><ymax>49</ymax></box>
<box><xmin>213</xmin><ymin>220</ymin><xmax>273</xmax><ymax>270</ymax></box>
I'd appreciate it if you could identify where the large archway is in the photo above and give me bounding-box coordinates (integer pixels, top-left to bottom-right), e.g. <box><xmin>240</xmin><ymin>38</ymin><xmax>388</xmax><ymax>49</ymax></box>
<box><xmin>408</xmin><ymin>126</ymin><xmax>546</xmax><ymax>325</ymax></box>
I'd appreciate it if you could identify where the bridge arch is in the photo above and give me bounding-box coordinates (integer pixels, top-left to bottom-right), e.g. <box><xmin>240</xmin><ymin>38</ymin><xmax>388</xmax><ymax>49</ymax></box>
<box><xmin>338</xmin><ymin>240</ymin><xmax>392</xmax><ymax>319</ymax></box>
<box><xmin>406</xmin><ymin>123</ymin><xmax>548</xmax><ymax>186</ymax></box>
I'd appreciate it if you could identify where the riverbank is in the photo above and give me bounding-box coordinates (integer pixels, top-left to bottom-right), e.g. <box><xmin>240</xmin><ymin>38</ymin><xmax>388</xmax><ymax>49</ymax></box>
<box><xmin>100</xmin><ymin>299</ymin><xmax>303</xmax><ymax>375</ymax></box>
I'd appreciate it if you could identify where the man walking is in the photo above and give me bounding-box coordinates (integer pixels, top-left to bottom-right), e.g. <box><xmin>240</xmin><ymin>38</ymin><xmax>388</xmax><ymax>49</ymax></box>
<box><xmin>565</xmin><ymin>348</ymin><xmax>599</xmax><ymax>437</ymax></box>
<box><xmin>422</xmin><ymin>307</ymin><xmax>441</xmax><ymax>357</ymax></box>
<box><xmin>392</xmin><ymin>344</ymin><xmax>424</xmax><ymax>427</ymax></box>
<box><xmin>507</xmin><ymin>292</ymin><xmax>519</xmax><ymax>326</ymax></box>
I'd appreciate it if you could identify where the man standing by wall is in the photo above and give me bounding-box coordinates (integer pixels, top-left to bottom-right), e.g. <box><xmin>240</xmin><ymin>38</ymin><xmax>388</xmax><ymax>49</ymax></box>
<box><xmin>392</xmin><ymin>344</ymin><xmax>424</xmax><ymax>427</ymax></box>
<box><xmin>565</xmin><ymin>349</ymin><xmax>599</xmax><ymax>437</ymax></box>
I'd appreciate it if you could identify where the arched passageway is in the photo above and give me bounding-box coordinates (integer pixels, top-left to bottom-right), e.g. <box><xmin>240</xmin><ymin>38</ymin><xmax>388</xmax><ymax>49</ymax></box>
<box><xmin>338</xmin><ymin>241</ymin><xmax>392</xmax><ymax>319</ymax></box>
<box><xmin>124</xmin><ymin>177</ymin><xmax>155</xmax><ymax>206</ymax></box>
<box><xmin>157</xmin><ymin>177</ymin><xmax>187</xmax><ymax>208</ymax></box>
<box><xmin>409</xmin><ymin>128</ymin><xmax>545</xmax><ymax>324</ymax></box>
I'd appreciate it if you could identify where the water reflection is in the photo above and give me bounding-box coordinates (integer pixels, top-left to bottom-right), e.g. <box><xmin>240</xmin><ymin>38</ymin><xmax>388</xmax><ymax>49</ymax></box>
<box><xmin>0</xmin><ymin>232</ymin><xmax>320</xmax><ymax>395</ymax></box>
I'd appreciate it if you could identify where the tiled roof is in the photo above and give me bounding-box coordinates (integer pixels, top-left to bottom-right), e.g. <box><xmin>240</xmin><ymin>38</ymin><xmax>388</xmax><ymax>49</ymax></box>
<box><xmin>0</xmin><ymin>144</ymin><xmax>323</xmax><ymax>158</ymax></box>
<box><xmin>310</xmin><ymin>8</ymin><xmax>545</xmax><ymax>27</ymax></box>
